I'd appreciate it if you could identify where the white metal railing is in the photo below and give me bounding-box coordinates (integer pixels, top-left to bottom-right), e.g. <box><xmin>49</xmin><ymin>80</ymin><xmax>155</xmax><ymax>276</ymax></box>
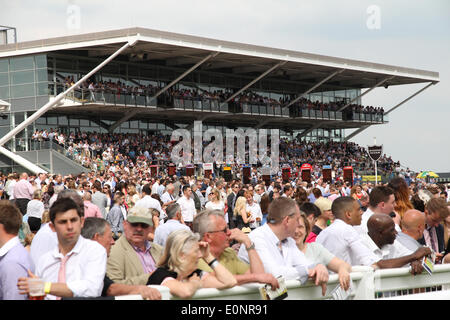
<box><xmin>114</xmin><ymin>264</ymin><xmax>450</xmax><ymax>300</ymax></box>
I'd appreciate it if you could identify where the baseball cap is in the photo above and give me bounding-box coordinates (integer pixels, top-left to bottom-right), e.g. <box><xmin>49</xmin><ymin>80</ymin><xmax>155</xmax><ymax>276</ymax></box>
<box><xmin>126</xmin><ymin>206</ymin><xmax>153</xmax><ymax>227</ymax></box>
<box><xmin>314</xmin><ymin>197</ymin><xmax>332</xmax><ymax>214</ymax></box>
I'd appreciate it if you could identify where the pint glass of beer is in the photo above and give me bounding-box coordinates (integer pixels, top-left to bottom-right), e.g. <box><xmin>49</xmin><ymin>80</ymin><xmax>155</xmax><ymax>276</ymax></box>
<box><xmin>28</xmin><ymin>278</ymin><xmax>46</xmax><ymax>300</ymax></box>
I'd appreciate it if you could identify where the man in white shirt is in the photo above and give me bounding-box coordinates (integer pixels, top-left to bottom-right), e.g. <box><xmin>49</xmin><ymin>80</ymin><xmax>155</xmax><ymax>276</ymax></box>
<box><xmin>238</xmin><ymin>197</ymin><xmax>329</xmax><ymax>295</ymax></box>
<box><xmin>18</xmin><ymin>197</ymin><xmax>106</xmax><ymax>299</ymax></box>
<box><xmin>361</xmin><ymin>213</ymin><xmax>430</xmax><ymax>272</ymax></box>
<box><xmin>354</xmin><ymin>186</ymin><xmax>398</xmax><ymax>235</ymax></box>
<box><xmin>160</xmin><ymin>183</ymin><xmax>176</xmax><ymax>205</ymax></box>
<box><xmin>176</xmin><ymin>185</ymin><xmax>197</xmax><ymax>229</ymax></box>
<box><xmin>151</xmin><ymin>179</ymin><xmax>160</xmax><ymax>195</ymax></box>
<box><xmin>134</xmin><ymin>184</ymin><xmax>164</xmax><ymax>221</ymax></box>
<box><xmin>317</xmin><ymin>197</ymin><xmax>430</xmax><ymax>273</ymax></box>
<box><xmin>153</xmin><ymin>203</ymin><xmax>190</xmax><ymax>247</ymax></box>
<box><xmin>396</xmin><ymin>209</ymin><xmax>426</xmax><ymax>252</ymax></box>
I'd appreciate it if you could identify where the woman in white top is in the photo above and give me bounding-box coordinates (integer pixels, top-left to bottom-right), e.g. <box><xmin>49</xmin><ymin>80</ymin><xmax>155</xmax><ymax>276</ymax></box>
<box><xmin>205</xmin><ymin>188</ymin><xmax>226</xmax><ymax>222</ymax></box>
<box><xmin>293</xmin><ymin>211</ymin><xmax>352</xmax><ymax>291</ymax></box>
<box><xmin>244</xmin><ymin>190</ymin><xmax>262</xmax><ymax>230</ymax></box>
<box><xmin>26</xmin><ymin>189</ymin><xmax>45</xmax><ymax>233</ymax></box>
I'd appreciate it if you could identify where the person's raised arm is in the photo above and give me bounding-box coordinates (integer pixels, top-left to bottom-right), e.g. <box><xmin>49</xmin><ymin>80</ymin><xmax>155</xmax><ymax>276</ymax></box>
<box><xmin>199</xmin><ymin>242</ymin><xmax>237</xmax><ymax>289</ymax></box>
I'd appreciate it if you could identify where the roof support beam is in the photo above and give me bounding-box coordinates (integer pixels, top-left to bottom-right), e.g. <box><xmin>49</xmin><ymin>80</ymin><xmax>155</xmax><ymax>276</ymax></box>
<box><xmin>222</xmin><ymin>60</ymin><xmax>287</xmax><ymax>105</ymax></box>
<box><xmin>282</xmin><ymin>68</ymin><xmax>346</xmax><ymax>109</ymax></box>
<box><xmin>108</xmin><ymin>51</ymin><xmax>220</xmax><ymax>133</ymax></box>
<box><xmin>344</xmin><ymin>81</ymin><xmax>436</xmax><ymax>141</ymax></box>
<box><xmin>0</xmin><ymin>38</ymin><xmax>138</xmax><ymax>173</ymax></box>
<box><xmin>337</xmin><ymin>76</ymin><xmax>395</xmax><ymax>112</ymax></box>
<box><xmin>297</xmin><ymin>75</ymin><xmax>395</xmax><ymax>139</ymax></box>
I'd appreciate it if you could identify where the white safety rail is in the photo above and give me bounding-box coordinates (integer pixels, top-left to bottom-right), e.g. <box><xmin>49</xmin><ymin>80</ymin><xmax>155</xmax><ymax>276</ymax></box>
<box><xmin>114</xmin><ymin>264</ymin><xmax>450</xmax><ymax>300</ymax></box>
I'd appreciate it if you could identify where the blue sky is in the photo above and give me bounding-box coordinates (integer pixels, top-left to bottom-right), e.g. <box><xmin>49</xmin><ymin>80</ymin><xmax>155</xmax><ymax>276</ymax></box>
<box><xmin>1</xmin><ymin>0</ymin><xmax>449</xmax><ymax>172</ymax></box>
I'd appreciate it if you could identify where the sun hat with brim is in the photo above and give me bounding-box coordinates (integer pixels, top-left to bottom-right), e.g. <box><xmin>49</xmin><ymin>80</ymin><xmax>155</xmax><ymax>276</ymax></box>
<box><xmin>126</xmin><ymin>206</ymin><xmax>153</xmax><ymax>227</ymax></box>
<box><xmin>314</xmin><ymin>197</ymin><xmax>332</xmax><ymax>214</ymax></box>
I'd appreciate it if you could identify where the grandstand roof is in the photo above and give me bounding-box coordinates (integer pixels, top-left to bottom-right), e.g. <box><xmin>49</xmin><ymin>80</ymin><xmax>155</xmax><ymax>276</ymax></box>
<box><xmin>0</xmin><ymin>27</ymin><xmax>439</xmax><ymax>92</ymax></box>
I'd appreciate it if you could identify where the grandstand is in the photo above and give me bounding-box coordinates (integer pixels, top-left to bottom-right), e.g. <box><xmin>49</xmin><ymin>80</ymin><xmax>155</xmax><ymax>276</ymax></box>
<box><xmin>0</xmin><ymin>27</ymin><xmax>439</xmax><ymax>175</ymax></box>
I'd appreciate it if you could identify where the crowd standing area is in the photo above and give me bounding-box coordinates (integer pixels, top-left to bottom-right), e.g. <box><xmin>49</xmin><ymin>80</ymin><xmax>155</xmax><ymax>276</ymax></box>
<box><xmin>1</xmin><ymin>131</ymin><xmax>449</xmax><ymax>301</ymax></box>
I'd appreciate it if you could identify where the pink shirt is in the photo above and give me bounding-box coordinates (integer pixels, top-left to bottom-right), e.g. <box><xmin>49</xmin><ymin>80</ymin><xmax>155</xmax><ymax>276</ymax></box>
<box><xmin>83</xmin><ymin>201</ymin><xmax>103</xmax><ymax>218</ymax></box>
<box><xmin>132</xmin><ymin>242</ymin><xmax>156</xmax><ymax>274</ymax></box>
<box><xmin>13</xmin><ymin>179</ymin><xmax>34</xmax><ymax>200</ymax></box>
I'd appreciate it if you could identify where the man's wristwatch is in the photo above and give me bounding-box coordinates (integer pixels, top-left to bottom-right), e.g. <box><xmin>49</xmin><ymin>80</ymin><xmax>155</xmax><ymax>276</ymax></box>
<box><xmin>245</xmin><ymin>241</ymin><xmax>256</xmax><ymax>251</ymax></box>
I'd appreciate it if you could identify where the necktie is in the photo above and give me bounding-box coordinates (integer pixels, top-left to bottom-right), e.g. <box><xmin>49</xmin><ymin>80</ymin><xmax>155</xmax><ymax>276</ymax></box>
<box><xmin>56</xmin><ymin>253</ymin><xmax>73</xmax><ymax>300</ymax></box>
<box><xmin>428</xmin><ymin>228</ymin><xmax>438</xmax><ymax>252</ymax></box>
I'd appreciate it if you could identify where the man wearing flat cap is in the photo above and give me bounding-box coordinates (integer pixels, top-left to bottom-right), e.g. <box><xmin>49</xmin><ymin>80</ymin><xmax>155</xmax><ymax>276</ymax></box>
<box><xmin>106</xmin><ymin>206</ymin><xmax>163</xmax><ymax>285</ymax></box>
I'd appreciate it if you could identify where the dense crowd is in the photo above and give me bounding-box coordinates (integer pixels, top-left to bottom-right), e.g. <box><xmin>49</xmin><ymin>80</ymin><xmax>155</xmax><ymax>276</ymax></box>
<box><xmin>0</xmin><ymin>160</ymin><xmax>449</xmax><ymax>300</ymax></box>
<box><xmin>61</xmin><ymin>77</ymin><xmax>384</xmax><ymax>115</ymax></box>
<box><xmin>30</xmin><ymin>129</ymin><xmax>402</xmax><ymax>182</ymax></box>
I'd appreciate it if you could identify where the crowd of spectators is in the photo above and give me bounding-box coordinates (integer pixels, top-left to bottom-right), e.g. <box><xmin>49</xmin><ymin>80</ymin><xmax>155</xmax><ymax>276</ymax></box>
<box><xmin>30</xmin><ymin>129</ymin><xmax>401</xmax><ymax>181</ymax></box>
<box><xmin>60</xmin><ymin>77</ymin><xmax>384</xmax><ymax>116</ymax></box>
<box><xmin>0</xmin><ymin>164</ymin><xmax>448</xmax><ymax>300</ymax></box>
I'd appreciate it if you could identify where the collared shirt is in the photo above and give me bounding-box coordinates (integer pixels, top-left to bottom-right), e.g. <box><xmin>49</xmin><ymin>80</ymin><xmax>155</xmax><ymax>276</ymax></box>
<box><xmin>131</xmin><ymin>241</ymin><xmax>156</xmax><ymax>274</ymax></box>
<box><xmin>176</xmin><ymin>196</ymin><xmax>196</xmax><ymax>223</ymax></box>
<box><xmin>396</xmin><ymin>232</ymin><xmax>423</xmax><ymax>252</ymax></box>
<box><xmin>354</xmin><ymin>208</ymin><xmax>401</xmax><ymax>235</ymax></box>
<box><xmin>423</xmin><ymin>226</ymin><xmax>439</xmax><ymax>253</ymax></box>
<box><xmin>27</xmin><ymin>199</ymin><xmax>45</xmax><ymax>219</ymax></box>
<box><xmin>160</xmin><ymin>191</ymin><xmax>175</xmax><ymax>204</ymax></box>
<box><xmin>0</xmin><ymin>237</ymin><xmax>34</xmax><ymax>300</ymax></box>
<box><xmin>83</xmin><ymin>201</ymin><xmax>103</xmax><ymax>218</ymax></box>
<box><xmin>135</xmin><ymin>195</ymin><xmax>163</xmax><ymax>214</ymax></box>
<box><xmin>30</xmin><ymin>223</ymin><xmax>58</xmax><ymax>266</ymax></box>
<box><xmin>153</xmin><ymin>220</ymin><xmax>190</xmax><ymax>247</ymax></box>
<box><xmin>13</xmin><ymin>179</ymin><xmax>34</xmax><ymax>200</ymax></box>
<box><xmin>246</xmin><ymin>202</ymin><xmax>262</xmax><ymax>229</ymax></box>
<box><xmin>360</xmin><ymin>233</ymin><xmax>413</xmax><ymax>264</ymax></box>
<box><xmin>36</xmin><ymin>236</ymin><xmax>106</xmax><ymax>300</ymax></box>
<box><xmin>237</xmin><ymin>224</ymin><xmax>312</xmax><ymax>284</ymax></box>
<box><xmin>316</xmin><ymin>219</ymin><xmax>379</xmax><ymax>267</ymax></box>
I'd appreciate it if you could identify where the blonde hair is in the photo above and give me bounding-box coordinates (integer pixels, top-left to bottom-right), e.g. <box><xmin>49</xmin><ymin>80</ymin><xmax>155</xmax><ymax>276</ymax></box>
<box><xmin>157</xmin><ymin>229</ymin><xmax>200</xmax><ymax>276</ymax></box>
<box><xmin>233</xmin><ymin>196</ymin><xmax>247</xmax><ymax>217</ymax></box>
<box><xmin>209</xmin><ymin>188</ymin><xmax>221</xmax><ymax>202</ymax></box>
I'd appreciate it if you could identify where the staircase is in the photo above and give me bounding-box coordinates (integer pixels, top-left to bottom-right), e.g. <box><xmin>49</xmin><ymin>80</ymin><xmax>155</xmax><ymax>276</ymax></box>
<box><xmin>16</xmin><ymin>141</ymin><xmax>90</xmax><ymax>176</ymax></box>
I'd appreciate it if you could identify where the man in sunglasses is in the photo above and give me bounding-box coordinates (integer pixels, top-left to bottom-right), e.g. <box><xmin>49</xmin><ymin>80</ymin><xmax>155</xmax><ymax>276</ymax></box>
<box><xmin>193</xmin><ymin>209</ymin><xmax>279</xmax><ymax>290</ymax></box>
<box><xmin>106</xmin><ymin>206</ymin><xmax>163</xmax><ymax>285</ymax></box>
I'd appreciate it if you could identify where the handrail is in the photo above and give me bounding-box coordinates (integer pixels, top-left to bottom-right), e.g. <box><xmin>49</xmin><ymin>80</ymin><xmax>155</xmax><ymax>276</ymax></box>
<box><xmin>113</xmin><ymin>265</ymin><xmax>450</xmax><ymax>300</ymax></box>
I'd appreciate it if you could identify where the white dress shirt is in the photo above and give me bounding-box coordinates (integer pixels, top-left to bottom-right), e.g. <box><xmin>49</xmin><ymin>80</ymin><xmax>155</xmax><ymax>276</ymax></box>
<box><xmin>237</xmin><ymin>224</ymin><xmax>313</xmax><ymax>284</ymax></box>
<box><xmin>160</xmin><ymin>191</ymin><xmax>175</xmax><ymax>204</ymax></box>
<box><xmin>354</xmin><ymin>208</ymin><xmax>401</xmax><ymax>235</ymax></box>
<box><xmin>134</xmin><ymin>195</ymin><xmax>165</xmax><ymax>220</ymax></box>
<box><xmin>360</xmin><ymin>233</ymin><xmax>413</xmax><ymax>265</ymax></box>
<box><xmin>176</xmin><ymin>196</ymin><xmax>196</xmax><ymax>223</ymax></box>
<box><xmin>30</xmin><ymin>223</ymin><xmax>58</xmax><ymax>266</ymax></box>
<box><xmin>153</xmin><ymin>220</ymin><xmax>190</xmax><ymax>247</ymax></box>
<box><xmin>316</xmin><ymin>219</ymin><xmax>379</xmax><ymax>267</ymax></box>
<box><xmin>246</xmin><ymin>202</ymin><xmax>262</xmax><ymax>229</ymax></box>
<box><xmin>36</xmin><ymin>236</ymin><xmax>106</xmax><ymax>300</ymax></box>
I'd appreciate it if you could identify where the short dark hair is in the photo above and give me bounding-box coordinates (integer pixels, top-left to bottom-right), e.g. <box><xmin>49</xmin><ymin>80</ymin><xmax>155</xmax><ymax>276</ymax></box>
<box><xmin>332</xmin><ymin>196</ymin><xmax>356</xmax><ymax>220</ymax></box>
<box><xmin>369</xmin><ymin>186</ymin><xmax>394</xmax><ymax>208</ymax></box>
<box><xmin>81</xmin><ymin>217</ymin><xmax>109</xmax><ymax>240</ymax></box>
<box><xmin>50</xmin><ymin>197</ymin><xmax>83</xmax><ymax>223</ymax></box>
<box><xmin>300</xmin><ymin>202</ymin><xmax>322</xmax><ymax>219</ymax></box>
<box><xmin>142</xmin><ymin>184</ymin><xmax>152</xmax><ymax>195</ymax></box>
<box><xmin>93</xmin><ymin>180</ymin><xmax>102</xmax><ymax>191</ymax></box>
<box><xmin>182</xmin><ymin>185</ymin><xmax>191</xmax><ymax>193</ymax></box>
<box><xmin>0</xmin><ymin>200</ymin><xmax>22</xmax><ymax>235</ymax></box>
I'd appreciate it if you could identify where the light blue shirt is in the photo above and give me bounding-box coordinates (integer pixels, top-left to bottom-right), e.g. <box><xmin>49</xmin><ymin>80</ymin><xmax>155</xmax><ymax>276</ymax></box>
<box><xmin>153</xmin><ymin>220</ymin><xmax>190</xmax><ymax>247</ymax></box>
<box><xmin>0</xmin><ymin>237</ymin><xmax>34</xmax><ymax>300</ymax></box>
